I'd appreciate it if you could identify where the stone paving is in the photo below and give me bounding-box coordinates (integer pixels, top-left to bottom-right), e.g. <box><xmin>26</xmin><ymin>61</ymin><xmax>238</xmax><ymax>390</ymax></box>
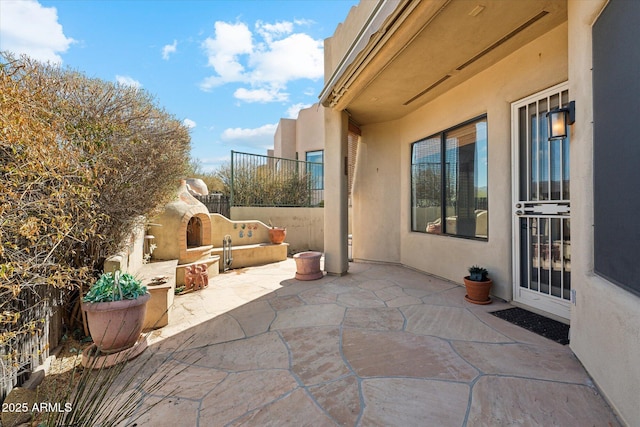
<box><xmin>121</xmin><ymin>259</ymin><xmax>621</xmax><ymax>426</ymax></box>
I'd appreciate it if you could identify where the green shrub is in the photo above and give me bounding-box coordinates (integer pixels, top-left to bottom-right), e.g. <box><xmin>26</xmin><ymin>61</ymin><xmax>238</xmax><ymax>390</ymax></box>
<box><xmin>0</xmin><ymin>52</ymin><xmax>190</xmax><ymax>388</ymax></box>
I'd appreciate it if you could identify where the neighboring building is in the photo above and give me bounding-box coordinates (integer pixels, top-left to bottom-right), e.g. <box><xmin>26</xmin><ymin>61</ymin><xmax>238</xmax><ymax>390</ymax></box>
<box><xmin>270</xmin><ymin>104</ymin><xmax>360</xmax><ymax>207</ymax></box>
<box><xmin>270</xmin><ymin>105</ymin><xmax>326</xmax><ymax>203</ymax></box>
<box><xmin>320</xmin><ymin>0</ymin><xmax>640</xmax><ymax>425</ymax></box>
<box><xmin>271</xmin><ymin>104</ymin><xmax>325</xmax><ymax>163</ymax></box>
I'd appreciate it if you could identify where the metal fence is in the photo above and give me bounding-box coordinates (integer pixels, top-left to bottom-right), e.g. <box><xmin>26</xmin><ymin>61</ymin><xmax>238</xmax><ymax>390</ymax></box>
<box><xmin>1</xmin><ymin>285</ymin><xmax>62</xmax><ymax>401</ymax></box>
<box><xmin>194</xmin><ymin>194</ymin><xmax>230</xmax><ymax>217</ymax></box>
<box><xmin>231</xmin><ymin>150</ymin><xmax>323</xmax><ymax>207</ymax></box>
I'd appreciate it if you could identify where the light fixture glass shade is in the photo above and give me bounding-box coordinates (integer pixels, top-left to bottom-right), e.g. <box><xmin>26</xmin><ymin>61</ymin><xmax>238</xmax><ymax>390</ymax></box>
<box><xmin>548</xmin><ymin>109</ymin><xmax>567</xmax><ymax>139</ymax></box>
<box><xmin>547</xmin><ymin>101</ymin><xmax>575</xmax><ymax>140</ymax></box>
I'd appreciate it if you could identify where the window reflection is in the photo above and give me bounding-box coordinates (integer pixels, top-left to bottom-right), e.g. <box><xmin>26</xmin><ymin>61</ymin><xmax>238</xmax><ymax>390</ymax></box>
<box><xmin>411</xmin><ymin>116</ymin><xmax>488</xmax><ymax>239</ymax></box>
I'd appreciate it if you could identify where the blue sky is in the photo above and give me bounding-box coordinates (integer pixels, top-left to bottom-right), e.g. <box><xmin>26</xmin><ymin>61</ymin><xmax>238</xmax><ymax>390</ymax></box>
<box><xmin>0</xmin><ymin>0</ymin><xmax>358</xmax><ymax>171</ymax></box>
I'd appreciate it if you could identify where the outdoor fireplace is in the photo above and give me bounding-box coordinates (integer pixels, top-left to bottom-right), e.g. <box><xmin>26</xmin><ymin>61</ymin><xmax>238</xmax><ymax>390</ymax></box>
<box><xmin>187</xmin><ymin>216</ymin><xmax>203</xmax><ymax>248</ymax></box>
<box><xmin>148</xmin><ymin>180</ymin><xmax>213</xmax><ymax>265</ymax></box>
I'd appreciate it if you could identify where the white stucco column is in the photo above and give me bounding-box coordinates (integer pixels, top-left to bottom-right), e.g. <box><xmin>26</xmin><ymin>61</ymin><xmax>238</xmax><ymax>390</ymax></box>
<box><xmin>323</xmin><ymin>107</ymin><xmax>349</xmax><ymax>275</ymax></box>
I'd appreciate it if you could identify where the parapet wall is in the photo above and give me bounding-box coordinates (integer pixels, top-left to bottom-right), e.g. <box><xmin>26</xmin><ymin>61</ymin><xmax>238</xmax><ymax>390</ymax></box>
<box><xmin>230</xmin><ymin>207</ymin><xmax>324</xmax><ymax>254</ymax></box>
<box><xmin>209</xmin><ymin>213</ymin><xmax>271</xmax><ymax>248</ymax></box>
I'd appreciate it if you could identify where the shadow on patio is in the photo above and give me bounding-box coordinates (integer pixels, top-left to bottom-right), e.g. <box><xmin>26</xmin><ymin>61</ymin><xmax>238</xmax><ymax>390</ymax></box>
<box><xmin>116</xmin><ymin>259</ymin><xmax>620</xmax><ymax>426</ymax></box>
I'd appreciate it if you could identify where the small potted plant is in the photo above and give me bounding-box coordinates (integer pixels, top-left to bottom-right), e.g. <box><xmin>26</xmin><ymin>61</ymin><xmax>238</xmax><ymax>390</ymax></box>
<box><xmin>268</xmin><ymin>219</ymin><xmax>286</xmax><ymax>244</ymax></box>
<box><xmin>463</xmin><ymin>265</ymin><xmax>493</xmax><ymax>304</ymax></box>
<box><xmin>83</xmin><ymin>271</ymin><xmax>150</xmax><ymax>354</ymax></box>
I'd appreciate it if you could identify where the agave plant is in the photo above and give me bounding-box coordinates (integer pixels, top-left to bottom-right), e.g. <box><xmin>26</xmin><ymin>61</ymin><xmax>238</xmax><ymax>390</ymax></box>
<box><xmin>468</xmin><ymin>265</ymin><xmax>489</xmax><ymax>282</ymax></box>
<box><xmin>83</xmin><ymin>272</ymin><xmax>147</xmax><ymax>303</ymax></box>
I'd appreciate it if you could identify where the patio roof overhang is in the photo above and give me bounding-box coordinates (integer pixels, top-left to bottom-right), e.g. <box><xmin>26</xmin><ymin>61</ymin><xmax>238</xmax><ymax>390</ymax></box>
<box><xmin>320</xmin><ymin>0</ymin><xmax>567</xmax><ymax>125</ymax></box>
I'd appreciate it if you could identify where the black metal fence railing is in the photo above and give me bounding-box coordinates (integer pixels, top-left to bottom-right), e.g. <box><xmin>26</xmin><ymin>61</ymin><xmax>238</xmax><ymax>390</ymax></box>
<box><xmin>194</xmin><ymin>194</ymin><xmax>230</xmax><ymax>218</ymax></box>
<box><xmin>231</xmin><ymin>150</ymin><xmax>323</xmax><ymax>207</ymax></box>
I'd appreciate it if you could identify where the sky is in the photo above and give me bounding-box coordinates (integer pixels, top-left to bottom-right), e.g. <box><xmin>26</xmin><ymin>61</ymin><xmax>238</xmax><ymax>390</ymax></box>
<box><xmin>0</xmin><ymin>0</ymin><xmax>358</xmax><ymax>171</ymax></box>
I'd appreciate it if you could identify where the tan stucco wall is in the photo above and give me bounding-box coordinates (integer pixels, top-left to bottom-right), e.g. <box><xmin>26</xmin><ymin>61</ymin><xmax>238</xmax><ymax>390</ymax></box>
<box><xmin>296</xmin><ymin>104</ymin><xmax>325</xmax><ymax>159</ymax></box>
<box><xmin>353</xmin><ymin>23</ymin><xmax>568</xmax><ymax>302</ymax></box>
<box><xmin>231</xmin><ymin>207</ymin><xmax>324</xmax><ymax>253</ymax></box>
<box><xmin>209</xmin><ymin>213</ymin><xmax>270</xmax><ymax>247</ymax></box>
<box><xmin>568</xmin><ymin>0</ymin><xmax>640</xmax><ymax>425</ymax></box>
<box><xmin>323</xmin><ymin>1</ymin><xmax>378</xmax><ymax>80</ymax></box>
<box><xmin>274</xmin><ymin>118</ymin><xmax>296</xmax><ymax>159</ymax></box>
<box><xmin>324</xmin><ymin>108</ymin><xmax>350</xmax><ymax>274</ymax></box>
<box><xmin>272</xmin><ymin>105</ymin><xmax>324</xmax><ymax>161</ymax></box>
<box><xmin>352</xmin><ymin>121</ymin><xmax>402</xmax><ymax>263</ymax></box>
<box><xmin>104</xmin><ymin>219</ymin><xmax>146</xmax><ymax>275</ymax></box>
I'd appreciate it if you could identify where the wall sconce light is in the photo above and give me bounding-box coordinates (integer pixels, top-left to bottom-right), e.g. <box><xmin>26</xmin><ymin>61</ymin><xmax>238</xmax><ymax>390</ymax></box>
<box><xmin>547</xmin><ymin>100</ymin><xmax>575</xmax><ymax>140</ymax></box>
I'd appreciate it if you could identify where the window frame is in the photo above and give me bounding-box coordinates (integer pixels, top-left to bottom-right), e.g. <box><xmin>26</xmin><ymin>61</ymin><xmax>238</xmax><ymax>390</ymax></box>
<box><xmin>305</xmin><ymin>150</ymin><xmax>324</xmax><ymax>191</ymax></box>
<box><xmin>410</xmin><ymin>114</ymin><xmax>488</xmax><ymax>241</ymax></box>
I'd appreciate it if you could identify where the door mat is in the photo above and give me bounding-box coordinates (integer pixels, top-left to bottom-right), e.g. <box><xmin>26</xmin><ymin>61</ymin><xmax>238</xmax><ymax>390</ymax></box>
<box><xmin>490</xmin><ymin>307</ymin><xmax>570</xmax><ymax>345</ymax></box>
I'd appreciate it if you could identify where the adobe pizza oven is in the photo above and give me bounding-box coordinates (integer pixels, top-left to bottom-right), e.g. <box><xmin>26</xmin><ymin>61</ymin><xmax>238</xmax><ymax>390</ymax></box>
<box><xmin>149</xmin><ymin>180</ymin><xmax>213</xmax><ymax>265</ymax></box>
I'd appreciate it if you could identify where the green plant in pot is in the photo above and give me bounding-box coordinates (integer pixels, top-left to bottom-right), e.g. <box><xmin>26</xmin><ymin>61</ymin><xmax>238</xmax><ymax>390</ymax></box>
<box><xmin>463</xmin><ymin>265</ymin><xmax>493</xmax><ymax>305</ymax></box>
<box><xmin>83</xmin><ymin>271</ymin><xmax>150</xmax><ymax>354</ymax></box>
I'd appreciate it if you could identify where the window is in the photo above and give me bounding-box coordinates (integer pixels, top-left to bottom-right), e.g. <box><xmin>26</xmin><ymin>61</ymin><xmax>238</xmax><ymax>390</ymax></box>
<box><xmin>306</xmin><ymin>150</ymin><xmax>324</xmax><ymax>190</ymax></box>
<box><xmin>411</xmin><ymin>116</ymin><xmax>488</xmax><ymax>239</ymax></box>
<box><xmin>593</xmin><ymin>0</ymin><xmax>640</xmax><ymax>297</ymax></box>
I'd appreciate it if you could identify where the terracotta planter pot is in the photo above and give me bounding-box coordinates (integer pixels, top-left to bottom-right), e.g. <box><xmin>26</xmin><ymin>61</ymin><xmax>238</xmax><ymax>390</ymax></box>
<box><xmin>84</xmin><ymin>293</ymin><xmax>150</xmax><ymax>354</ymax></box>
<box><xmin>463</xmin><ymin>276</ymin><xmax>493</xmax><ymax>305</ymax></box>
<box><xmin>268</xmin><ymin>227</ymin><xmax>286</xmax><ymax>244</ymax></box>
<box><xmin>294</xmin><ymin>251</ymin><xmax>323</xmax><ymax>280</ymax></box>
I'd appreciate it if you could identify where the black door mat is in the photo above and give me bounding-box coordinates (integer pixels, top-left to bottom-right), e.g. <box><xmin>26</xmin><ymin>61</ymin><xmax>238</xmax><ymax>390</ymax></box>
<box><xmin>490</xmin><ymin>307</ymin><xmax>570</xmax><ymax>345</ymax></box>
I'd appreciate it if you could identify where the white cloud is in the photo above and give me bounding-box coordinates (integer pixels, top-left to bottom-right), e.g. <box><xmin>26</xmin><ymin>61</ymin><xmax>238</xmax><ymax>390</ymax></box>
<box><xmin>200</xmin><ymin>19</ymin><xmax>323</xmax><ymax>103</ymax></box>
<box><xmin>220</xmin><ymin>123</ymin><xmax>277</xmax><ymax>149</ymax></box>
<box><xmin>200</xmin><ymin>21</ymin><xmax>253</xmax><ymax>90</ymax></box>
<box><xmin>183</xmin><ymin>118</ymin><xmax>196</xmax><ymax>129</ymax></box>
<box><xmin>197</xmin><ymin>155</ymin><xmax>231</xmax><ymax>172</ymax></box>
<box><xmin>255</xmin><ymin>20</ymin><xmax>293</xmax><ymax>44</ymax></box>
<box><xmin>234</xmin><ymin>87</ymin><xmax>288</xmax><ymax>103</ymax></box>
<box><xmin>162</xmin><ymin>40</ymin><xmax>177</xmax><ymax>60</ymax></box>
<box><xmin>0</xmin><ymin>0</ymin><xmax>75</xmax><ymax>63</ymax></box>
<box><xmin>286</xmin><ymin>103</ymin><xmax>312</xmax><ymax>119</ymax></box>
<box><xmin>115</xmin><ymin>75</ymin><xmax>142</xmax><ymax>88</ymax></box>
<box><xmin>249</xmin><ymin>33</ymin><xmax>323</xmax><ymax>84</ymax></box>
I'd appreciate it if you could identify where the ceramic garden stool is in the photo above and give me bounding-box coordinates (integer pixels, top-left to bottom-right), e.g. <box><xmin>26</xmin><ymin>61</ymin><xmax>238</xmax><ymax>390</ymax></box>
<box><xmin>293</xmin><ymin>251</ymin><xmax>323</xmax><ymax>280</ymax></box>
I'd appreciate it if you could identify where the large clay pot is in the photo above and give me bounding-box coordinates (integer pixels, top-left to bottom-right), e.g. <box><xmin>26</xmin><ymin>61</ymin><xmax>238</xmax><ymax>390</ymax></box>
<box><xmin>84</xmin><ymin>293</ymin><xmax>150</xmax><ymax>353</ymax></box>
<box><xmin>463</xmin><ymin>276</ymin><xmax>493</xmax><ymax>305</ymax></box>
<box><xmin>294</xmin><ymin>251</ymin><xmax>323</xmax><ymax>280</ymax></box>
<box><xmin>268</xmin><ymin>227</ymin><xmax>286</xmax><ymax>244</ymax></box>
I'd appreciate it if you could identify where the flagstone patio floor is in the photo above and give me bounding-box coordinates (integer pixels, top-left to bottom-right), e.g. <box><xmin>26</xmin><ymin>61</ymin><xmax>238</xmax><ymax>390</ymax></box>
<box><xmin>123</xmin><ymin>258</ymin><xmax>621</xmax><ymax>426</ymax></box>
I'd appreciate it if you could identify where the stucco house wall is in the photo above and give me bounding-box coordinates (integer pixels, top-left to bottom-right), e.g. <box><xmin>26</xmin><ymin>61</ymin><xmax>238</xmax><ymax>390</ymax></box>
<box><xmin>324</xmin><ymin>1</ymin><xmax>640</xmax><ymax>424</ymax></box>
<box><xmin>231</xmin><ymin>206</ymin><xmax>324</xmax><ymax>253</ymax></box>
<box><xmin>295</xmin><ymin>105</ymin><xmax>325</xmax><ymax>159</ymax></box>
<box><xmin>323</xmin><ymin>1</ymin><xmax>379</xmax><ymax>79</ymax></box>
<box><xmin>351</xmin><ymin>121</ymin><xmax>402</xmax><ymax>264</ymax></box>
<box><xmin>352</xmin><ymin>23</ymin><xmax>568</xmax><ymax>302</ymax></box>
<box><xmin>568</xmin><ymin>1</ymin><xmax>640</xmax><ymax>424</ymax></box>
<box><xmin>273</xmin><ymin>118</ymin><xmax>296</xmax><ymax>159</ymax></box>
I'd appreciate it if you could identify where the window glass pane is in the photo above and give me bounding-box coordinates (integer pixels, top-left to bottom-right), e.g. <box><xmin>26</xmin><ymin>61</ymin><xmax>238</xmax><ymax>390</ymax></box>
<box><xmin>537</xmin><ymin>102</ymin><xmax>550</xmax><ymax>201</ymax></box>
<box><xmin>306</xmin><ymin>150</ymin><xmax>324</xmax><ymax>191</ymax></box>
<box><xmin>411</xmin><ymin>136</ymin><xmax>441</xmax><ymax>233</ymax></box>
<box><xmin>529</xmin><ymin>103</ymin><xmax>539</xmax><ymax>201</ymax></box>
<box><xmin>444</xmin><ymin>118</ymin><xmax>488</xmax><ymax>238</ymax></box>
<box><xmin>306</xmin><ymin>150</ymin><xmax>323</xmax><ymax>164</ymax></box>
<box><xmin>410</xmin><ymin>116</ymin><xmax>488</xmax><ymax>239</ymax></box>
<box><xmin>562</xmin><ymin>134</ymin><xmax>570</xmax><ymax>200</ymax></box>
